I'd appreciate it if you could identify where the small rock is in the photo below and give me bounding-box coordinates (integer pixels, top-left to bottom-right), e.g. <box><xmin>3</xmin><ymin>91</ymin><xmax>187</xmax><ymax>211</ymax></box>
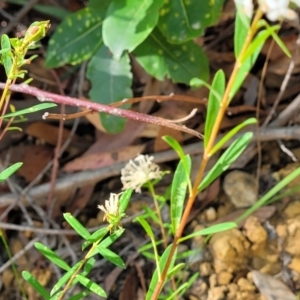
<box><xmin>243</xmin><ymin>216</ymin><xmax>267</xmax><ymax>252</ymax></box>
<box><xmin>205</xmin><ymin>207</ymin><xmax>217</xmax><ymax>222</ymax></box>
<box><xmin>199</xmin><ymin>262</ymin><xmax>213</xmax><ymax>276</ymax></box>
<box><xmin>288</xmin><ymin>257</ymin><xmax>300</xmax><ymax>273</ymax></box>
<box><xmin>217</xmin><ymin>270</ymin><xmax>233</xmax><ymax>285</ymax></box>
<box><xmin>223</xmin><ymin>170</ymin><xmax>257</xmax><ymax>208</ymax></box>
<box><xmin>209</xmin><ymin>273</ymin><xmax>217</xmax><ymax>288</ymax></box>
<box><xmin>237</xmin><ymin>277</ymin><xmax>256</xmax><ymax>292</ymax></box>
<box><xmin>284</xmin><ymin>201</ymin><xmax>300</xmax><ymax>218</ymax></box>
<box><xmin>227</xmin><ymin>283</ymin><xmax>238</xmax><ymax>299</ymax></box>
<box><xmin>207</xmin><ymin>286</ymin><xmax>227</xmax><ymax>300</ymax></box>
<box><xmin>209</xmin><ymin>228</ymin><xmax>250</xmax><ymax>273</ymax></box>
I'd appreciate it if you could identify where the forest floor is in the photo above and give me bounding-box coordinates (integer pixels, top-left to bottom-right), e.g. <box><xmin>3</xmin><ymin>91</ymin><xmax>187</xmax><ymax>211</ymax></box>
<box><xmin>0</xmin><ymin>1</ymin><xmax>300</xmax><ymax>300</ymax></box>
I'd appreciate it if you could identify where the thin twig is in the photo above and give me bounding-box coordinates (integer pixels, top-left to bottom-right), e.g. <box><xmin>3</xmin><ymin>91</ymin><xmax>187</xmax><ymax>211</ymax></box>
<box><xmin>0</xmin><ymin>125</ymin><xmax>299</xmax><ymax>207</ymax></box>
<box><xmin>0</xmin><ymin>83</ymin><xmax>203</xmax><ymax>139</ymax></box>
<box><xmin>0</xmin><ymin>0</ymin><xmax>39</xmax><ymax>35</ymax></box>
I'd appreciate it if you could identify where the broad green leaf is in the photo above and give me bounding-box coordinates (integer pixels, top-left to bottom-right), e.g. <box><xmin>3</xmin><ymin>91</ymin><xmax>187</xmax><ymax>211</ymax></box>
<box><xmin>45</xmin><ymin>7</ymin><xmax>105</xmax><ymax>67</ymax></box>
<box><xmin>0</xmin><ymin>162</ymin><xmax>22</xmax><ymax>182</ymax></box>
<box><xmin>146</xmin><ymin>244</ymin><xmax>176</xmax><ymax>300</ymax></box>
<box><xmin>34</xmin><ymin>242</ymin><xmax>70</xmax><ymax>271</ymax></box>
<box><xmin>199</xmin><ymin>132</ymin><xmax>253</xmax><ymax>191</ymax></box>
<box><xmin>86</xmin><ymin>45</ymin><xmax>132</xmax><ymax>133</ymax></box>
<box><xmin>0</xmin><ymin>103</ymin><xmax>57</xmax><ymax>119</ymax></box>
<box><xmin>22</xmin><ymin>271</ymin><xmax>50</xmax><ymax>300</ymax></box>
<box><xmin>134</xmin><ymin>28</ymin><xmax>209</xmax><ymax>85</ymax></box>
<box><xmin>234</xmin><ymin>5</ymin><xmax>250</xmax><ymax>58</ymax></box>
<box><xmin>229</xmin><ymin>30</ymin><xmax>265</xmax><ymax>101</ymax></box>
<box><xmin>204</xmin><ymin>70</ymin><xmax>225</xmax><ymax>147</ymax></box>
<box><xmin>119</xmin><ymin>188</ymin><xmax>132</xmax><ymax>214</ymax></box>
<box><xmin>76</xmin><ymin>275</ymin><xmax>107</xmax><ymax>297</ymax></box>
<box><xmin>51</xmin><ymin>261</ymin><xmax>82</xmax><ymax>296</ymax></box>
<box><xmin>63</xmin><ymin>213</ymin><xmax>91</xmax><ymax>240</ymax></box>
<box><xmin>236</xmin><ymin>166</ymin><xmax>300</xmax><ymax>223</ymax></box>
<box><xmin>158</xmin><ymin>0</ymin><xmax>224</xmax><ymax>43</ymax></box>
<box><xmin>97</xmin><ymin>246</ymin><xmax>125</xmax><ymax>268</ymax></box>
<box><xmin>103</xmin><ymin>0</ymin><xmax>164</xmax><ymax>58</ymax></box>
<box><xmin>179</xmin><ymin>222</ymin><xmax>237</xmax><ymax>242</ymax></box>
<box><xmin>162</xmin><ymin>135</ymin><xmax>186</xmax><ymax>160</ymax></box>
<box><xmin>88</xmin><ymin>0</ymin><xmax>111</xmax><ymax>10</ymax></box>
<box><xmin>171</xmin><ymin>155</ymin><xmax>191</xmax><ymax>234</ymax></box>
<box><xmin>210</xmin><ymin>118</ymin><xmax>257</xmax><ymax>155</ymax></box>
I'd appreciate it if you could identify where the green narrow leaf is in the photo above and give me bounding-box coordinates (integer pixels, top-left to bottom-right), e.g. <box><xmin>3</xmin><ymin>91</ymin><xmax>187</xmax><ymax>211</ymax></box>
<box><xmin>0</xmin><ymin>162</ymin><xmax>22</xmax><ymax>182</ymax></box>
<box><xmin>87</xmin><ymin>227</ymin><xmax>108</xmax><ymax>244</ymax></box>
<box><xmin>136</xmin><ymin>217</ymin><xmax>155</xmax><ymax>241</ymax></box>
<box><xmin>158</xmin><ymin>0</ymin><xmax>224</xmax><ymax>43</ymax></box>
<box><xmin>97</xmin><ymin>246</ymin><xmax>126</xmax><ymax>268</ymax></box>
<box><xmin>22</xmin><ymin>271</ymin><xmax>50</xmax><ymax>300</ymax></box>
<box><xmin>134</xmin><ymin>28</ymin><xmax>209</xmax><ymax>85</ymax></box>
<box><xmin>86</xmin><ymin>45</ymin><xmax>132</xmax><ymax>134</ymax></box>
<box><xmin>171</xmin><ymin>155</ymin><xmax>191</xmax><ymax>234</ymax></box>
<box><xmin>199</xmin><ymin>132</ymin><xmax>253</xmax><ymax>191</ymax></box>
<box><xmin>178</xmin><ymin>272</ymin><xmax>198</xmax><ymax>298</ymax></box>
<box><xmin>146</xmin><ymin>244</ymin><xmax>176</xmax><ymax>300</ymax></box>
<box><xmin>34</xmin><ymin>242</ymin><xmax>70</xmax><ymax>271</ymax></box>
<box><xmin>51</xmin><ymin>261</ymin><xmax>82</xmax><ymax>296</ymax></box>
<box><xmin>166</xmin><ymin>282</ymin><xmax>189</xmax><ymax>300</ymax></box>
<box><xmin>119</xmin><ymin>188</ymin><xmax>133</xmax><ymax>215</ymax></box>
<box><xmin>63</xmin><ymin>213</ymin><xmax>91</xmax><ymax>240</ymax></box>
<box><xmin>67</xmin><ymin>291</ymin><xmax>91</xmax><ymax>300</ymax></box>
<box><xmin>234</xmin><ymin>6</ymin><xmax>250</xmax><ymax>58</ymax></box>
<box><xmin>45</xmin><ymin>7</ymin><xmax>105</xmax><ymax>67</ymax></box>
<box><xmin>1</xmin><ymin>103</ymin><xmax>57</xmax><ymax>119</ymax></box>
<box><xmin>179</xmin><ymin>222</ymin><xmax>237</xmax><ymax>242</ymax></box>
<box><xmin>229</xmin><ymin>30</ymin><xmax>265</xmax><ymax>101</ymax></box>
<box><xmin>76</xmin><ymin>275</ymin><xmax>107</xmax><ymax>297</ymax></box>
<box><xmin>103</xmin><ymin>0</ymin><xmax>164</xmax><ymax>59</ymax></box>
<box><xmin>1</xmin><ymin>34</ymin><xmax>13</xmax><ymax>77</ymax></box>
<box><xmin>162</xmin><ymin>135</ymin><xmax>186</xmax><ymax>160</ymax></box>
<box><xmin>204</xmin><ymin>70</ymin><xmax>225</xmax><ymax>147</ymax></box>
<box><xmin>236</xmin><ymin>166</ymin><xmax>300</xmax><ymax>223</ymax></box>
<box><xmin>167</xmin><ymin>263</ymin><xmax>185</xmax><ymax>278</ymax></box>
<box><xmin>210</xmin><ymin>117</ymin><xmax>257</xmax><ymax>155</ymax></box>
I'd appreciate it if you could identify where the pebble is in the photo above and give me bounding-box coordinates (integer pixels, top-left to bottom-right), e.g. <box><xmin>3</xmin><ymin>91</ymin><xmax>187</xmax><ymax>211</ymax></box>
<box><xmin>223</xmin><ymin>170</ymin><xmax>257</xmax><ymax>208</ymax></box>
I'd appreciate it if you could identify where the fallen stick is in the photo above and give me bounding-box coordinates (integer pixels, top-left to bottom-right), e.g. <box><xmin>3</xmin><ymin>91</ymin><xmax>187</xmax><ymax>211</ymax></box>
<box><xmin>0</xmin><ymin>125</ymin><xmax>299</xmax><ymax>208</ymax></box>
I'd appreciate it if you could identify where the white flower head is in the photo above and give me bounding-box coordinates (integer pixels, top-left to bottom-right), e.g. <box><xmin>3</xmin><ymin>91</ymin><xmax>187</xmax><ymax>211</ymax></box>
<box><xmin>259</xmin><ymin>0</ymin><xmax>299</xmax><ymax>21</ymax></box>
<box><xmin>98</xmin><ymin>193</ymin><xmax>119</xmax><ymax>221</ymax></box>
<box><xmin>121</xmin><ymin>154</ymin><xmax>163</xmax><ymax>193</ymax></box>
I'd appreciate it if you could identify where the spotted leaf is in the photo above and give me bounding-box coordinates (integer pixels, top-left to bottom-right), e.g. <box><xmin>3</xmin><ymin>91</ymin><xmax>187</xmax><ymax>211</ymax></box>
<box><xmin>134</xmin><ymin>28</ymin><xmax>209</xmax><ymax>85</ymax></box>
<box><xmin>103</xmin><ymin>0</ymin><xmax>164</xmax><ymax>59</ymax></box>
<box><xmin>45</xmin><ymin>7</ymin><xmax>104</xmax><ymax>67</ymax></box>
<box><xmin>86</xmin><ymin>45</ymin><xmax>132</xmax><ymax>133</ymax></box>
<box><xmin>158</xmin><ymin>0</ymin><xmax>224</xmax><ymax>44</ymax></box>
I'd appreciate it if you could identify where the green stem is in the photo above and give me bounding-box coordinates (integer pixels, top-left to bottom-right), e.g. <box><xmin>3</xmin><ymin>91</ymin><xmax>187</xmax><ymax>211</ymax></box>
<box><xmin>150</xmin><ymin>8</ymin><xmax>264</xmax><ymax>300</ymax></box>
